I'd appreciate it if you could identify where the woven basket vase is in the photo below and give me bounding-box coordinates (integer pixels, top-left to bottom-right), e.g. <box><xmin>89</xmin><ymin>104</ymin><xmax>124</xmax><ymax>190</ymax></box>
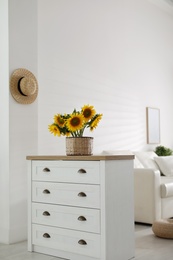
<box><xmin>66</xmin><ymin>137</ymin><xmax>93</xmax><ymax>156</ymax></box>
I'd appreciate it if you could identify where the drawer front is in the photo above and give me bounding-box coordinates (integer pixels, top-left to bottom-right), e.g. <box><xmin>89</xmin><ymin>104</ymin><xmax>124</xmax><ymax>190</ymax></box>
<box><xmin>32</xmin><ymin>160</ymin><xmax>100</xmax><ymax>184</ymax></box>
<box><xmin>32</xmin><ymin>203</ymin><xmax>100</xmax><ymax>233</ymax></box>
<box><xmin>32</xmin><ymin>182</ymin><xmax>100</xmax><ymax>209</ymax></box>
<box><xmin>32</xmin><ymin>224</ymin><xmax>101</xmax><ymax>258</ymax></box>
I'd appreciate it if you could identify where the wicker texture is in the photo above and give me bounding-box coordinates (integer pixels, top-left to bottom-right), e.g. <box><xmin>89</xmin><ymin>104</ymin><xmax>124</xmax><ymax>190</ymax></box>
<box><xmin>10</xmin><ymin>68</ymin><xmax>38</xmax><ymax>104</ymax></box>
<box><xmin>152</xmin><ymin>218</ymin><xmax>173</xmax><ymax>239</ymax></box>
<box><xmin>66</xmin><ymin>137</ymin><xmax>93</xmax><ymax>156</ymax></box>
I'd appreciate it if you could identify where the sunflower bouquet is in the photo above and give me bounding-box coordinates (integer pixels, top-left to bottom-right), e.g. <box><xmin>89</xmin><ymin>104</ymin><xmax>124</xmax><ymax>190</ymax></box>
<box><xmin>48</xmin><ymin>104</ymin><xmax>102</xmax><ymax>137</ymax></box>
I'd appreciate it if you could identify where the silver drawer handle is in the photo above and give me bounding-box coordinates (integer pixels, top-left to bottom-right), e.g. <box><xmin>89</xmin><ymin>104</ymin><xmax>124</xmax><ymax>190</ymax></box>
<box><xmin>78</xmin><ymin>239</ymin><xmax>87</xmax><ymax>245</ymax></box>
<box><xmin>43</xmin><ymin>189</ymin><xmax>51</xmax><ymax>194</ymax></box>
<box><xmin>43</xmin><ymin>211</ymin><xmax>51</xmax><ymax>216</ymax></box>
<box><xmin>78</xmin><ymin>192</ymin><xmax>87</xmax><ymax>197</ymax></box>
<box><xmin>78</xmin><ymin>168</ymin><xmax>87</xmax><ymax>174</ymax></box>
<box><xmin>43</xmin><ymin>233</ymin><xmax>51</xmax><ymax>238</ymax></box>
<box><xmin>43</xmin><ymin>167</ymin><xmax>50</xmax><ymax>172</ymax></box>
<box><xmin>78</xmin><ymin>216</ymin><xmax>87</xmax><ymax>221</ymax></box>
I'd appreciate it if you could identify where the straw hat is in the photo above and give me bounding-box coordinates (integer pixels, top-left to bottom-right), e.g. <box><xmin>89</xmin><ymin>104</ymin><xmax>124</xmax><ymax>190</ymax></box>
<box><xmin>10</xmin><ymin>68</ymin><xmax>38</xmax><ymax>104</ymax></box>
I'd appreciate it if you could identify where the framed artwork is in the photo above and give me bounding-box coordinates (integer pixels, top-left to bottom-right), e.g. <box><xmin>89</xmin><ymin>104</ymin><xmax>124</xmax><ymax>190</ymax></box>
<box><xmin>146</xmin><ymin>107</ymin><xmax>160</xmax><ymax>144</ymax></box>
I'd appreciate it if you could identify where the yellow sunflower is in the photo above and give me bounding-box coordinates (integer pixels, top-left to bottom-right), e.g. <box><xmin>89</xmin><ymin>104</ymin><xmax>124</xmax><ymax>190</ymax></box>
<box><xmin>82</xmin><ymin>105</ymin><xmax>96</xmax><ymax>122</ymax></box>
<box><xmin>65</xmin><ymin>131</ymin><xmax>71</xmax><ymax>137</ymax></box>
<box><xmin>54</xmin><ymin>114</ymin><xmax>65</xmax><ymax>127</ymax></box>
<box><xmin>48</xmin><ymin>124</ymin><xmax>61</xmax><ymax>136</ymax></box>
<box><xmin>66</xmin><ymin>114</ymin><xmax>84</xmax><ymax>132</ymax></box>
<box><xmin>90</xmin><ymin>114</ymin><xmax>103</xmax><ymax>131</ymax></box>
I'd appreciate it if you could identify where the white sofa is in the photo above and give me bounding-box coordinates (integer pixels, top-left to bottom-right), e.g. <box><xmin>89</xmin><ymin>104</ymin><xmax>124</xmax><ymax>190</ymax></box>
<box><xmin>134</xmin><ymin>151</ymin><xmax>173</xmax><ymax>224</ymax></box>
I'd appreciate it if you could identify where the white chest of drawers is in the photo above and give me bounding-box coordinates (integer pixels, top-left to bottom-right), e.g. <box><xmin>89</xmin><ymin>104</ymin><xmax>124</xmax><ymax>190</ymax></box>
<box><xmin>27</xmin><ymin>153</ymin><xmax>135</xmax><ymax>260</ymax></box>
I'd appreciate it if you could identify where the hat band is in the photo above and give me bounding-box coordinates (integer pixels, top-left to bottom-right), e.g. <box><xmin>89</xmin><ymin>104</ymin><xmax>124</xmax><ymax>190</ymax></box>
<box><xmin>18</xmin><ymin>77</ymin><xmax>27</xmax><ymax>96</ymax></box>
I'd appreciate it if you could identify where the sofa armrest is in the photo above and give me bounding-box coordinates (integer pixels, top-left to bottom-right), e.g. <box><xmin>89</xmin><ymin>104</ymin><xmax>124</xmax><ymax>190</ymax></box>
<box><xmin>134</xmin><ymin>168</ymin><xmax>161</xmax><ymax>224</ymax></box>
<box><xmin>161</xmin><ymin>183</ymin><xmax>173</xmax><ymax>198</ymax></box>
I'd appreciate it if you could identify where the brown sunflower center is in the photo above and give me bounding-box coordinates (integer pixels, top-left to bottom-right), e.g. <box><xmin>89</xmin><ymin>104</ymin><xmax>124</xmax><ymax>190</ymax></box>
<box><xmin>58</xmin><ymin>117</ymin><xmax>64</xmax><ymax>124</ymax></box>
<box><xmin>83</xmin><ymin>109</ymin><xmax>91</xmax><ymax>118</ymax></box>
<box><xmin>71</xmin><ymin>117</ymin><xmax>81</xmax><ymax>126</ymax></box>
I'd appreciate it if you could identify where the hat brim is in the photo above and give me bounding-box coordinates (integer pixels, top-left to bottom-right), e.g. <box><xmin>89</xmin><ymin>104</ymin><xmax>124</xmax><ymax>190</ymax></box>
<box><xmin>10</xmin><ymin>68</ymin><xmax>38</xmax><ymax>104</ymax></box>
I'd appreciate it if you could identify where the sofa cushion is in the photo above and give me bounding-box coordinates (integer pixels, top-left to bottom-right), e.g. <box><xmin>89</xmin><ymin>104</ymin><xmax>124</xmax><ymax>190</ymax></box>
<box><xmin>134</xmin><ymin>157</ymin><xmax>144</xmax><ymax>168</ymax></box>
<box><xmin>154</xmin><ymin>156</ymin><xmax>173</xmax><ymax>176</ymax></box>
<box><xmin>134</xmin><ymin>151</ymin><xmax>159</xmax><ymax>170</ymax></box>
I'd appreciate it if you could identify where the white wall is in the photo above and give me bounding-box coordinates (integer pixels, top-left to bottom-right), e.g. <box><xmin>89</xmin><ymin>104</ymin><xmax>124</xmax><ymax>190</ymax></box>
<box><xmin>37</xmin><ymin>0</ymin><xmax>173</xmax><ymax>156</ymax></box>
<box><xmin>0</xmin><ymin>0</ymin><xmax>38</xmax><ymax>244</ymax></box>
<box><xmin>0</xmin><ymin>0</ymin><xmax>10</xmax><ymax>244</ymax></box>
<box><xmin>8</xmin><ymin>0</ymin><xmax>38</xmax><ymax>243</ymax></box>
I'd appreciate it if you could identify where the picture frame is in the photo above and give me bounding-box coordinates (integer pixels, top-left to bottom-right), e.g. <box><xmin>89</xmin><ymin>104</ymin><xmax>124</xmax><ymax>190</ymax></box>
<box><xmin>146</xmin><ymin>107</ymin><xmax>160</xmax><ymax>144</ymax></box>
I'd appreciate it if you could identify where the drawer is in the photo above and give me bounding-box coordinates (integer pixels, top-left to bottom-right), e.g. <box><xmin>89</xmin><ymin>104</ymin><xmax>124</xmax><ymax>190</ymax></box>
<box><xmin>32</xmin><ymin>182</ymin><xmax>100</xmax><ymax>209</ymax></box>
<box><xmin>32</xmin><ymin>203</ymin><xmax>100</xmax><ymax>233</ymax></box>
<box><xmin>32</xmin><ymin>160</ymin><xmax>100</xmax><ymax>184</ymax></box>
<box><xmin>32</xmin><ymin>224</ymin><xmax>101</xmax><ymax>258</ymax></box>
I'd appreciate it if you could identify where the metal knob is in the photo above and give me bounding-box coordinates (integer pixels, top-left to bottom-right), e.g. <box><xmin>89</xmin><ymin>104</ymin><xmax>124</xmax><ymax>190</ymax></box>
<box><xmin>78</xmin><ymin>192</ymin><xmax>87</xmax><ymax>197</ymax></box>
<box><xmin>78</xmin><ymin>216</ymin><xmax>87</xmax><ymax>221</ymax></box>
<box><xmin>43</xmin><ymin>189</ymin><xmax>51</xmax><ymax>194</ymax></box>
<box><xmin>78</xmin><ymin>239</ymin><xmax>87</xmax><ymax>245</ymax></box>
<box><xmin>43</xmin><ymin>211</ymin><xmax>50</xmax><ymax>216</ymax></box>
<box><xmin>43</xmin><ymin>167</ymin><xmax>50</xmax><ymax>172</ymax></box>
<box><xmin>43</xmin><ymin>233</ymin><xmax>51</xmax><ymax>238</ymax></box>
<box><xmin>78</xmin><ymin>168</ymin><xmax>87</xmax><ymax>174</ymax></box>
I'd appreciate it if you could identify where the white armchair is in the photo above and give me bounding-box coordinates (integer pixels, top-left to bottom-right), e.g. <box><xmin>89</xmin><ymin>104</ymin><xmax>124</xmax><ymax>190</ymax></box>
<box><xmin>134</xmin><ymin>151</ymin><xmax>173</xmax><ymax>224</ymax></box>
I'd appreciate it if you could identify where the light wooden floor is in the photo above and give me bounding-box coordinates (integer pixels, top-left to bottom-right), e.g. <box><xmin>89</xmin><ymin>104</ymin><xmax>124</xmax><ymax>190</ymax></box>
<box><xmin>0</xmin><ymin>224</ymin><xmax>173</xmax><ymax>259</ymax></box>
<box><xmin>135</xmin><ymin>223</ymin><xmax>173</xmax><ymax>260</ymax></box>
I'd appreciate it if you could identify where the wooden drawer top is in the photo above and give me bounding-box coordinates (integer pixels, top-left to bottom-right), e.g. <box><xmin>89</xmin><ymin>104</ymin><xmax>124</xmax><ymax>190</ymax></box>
<box><xmin>26</xmin><ymin>151</ymin><xmax>134</xmax><ymax>161</ymax></box>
